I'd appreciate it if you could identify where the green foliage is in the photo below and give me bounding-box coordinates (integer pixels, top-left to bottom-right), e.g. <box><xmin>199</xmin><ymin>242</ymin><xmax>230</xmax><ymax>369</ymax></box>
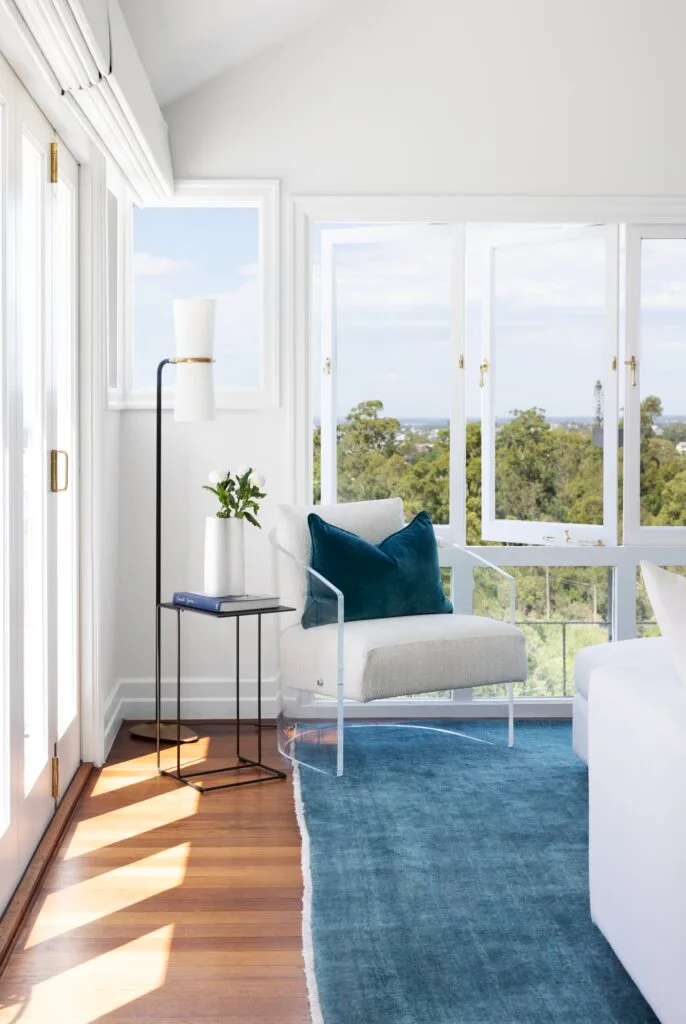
<box><xmin>203</xmin><ymin>469</ymin><xmax>266</xmax><ymax>527</ymax></box>
<box><xmin>312</xmin><ymin>392</ymin><xmax>686</xmax><ymax>696</ymax></box>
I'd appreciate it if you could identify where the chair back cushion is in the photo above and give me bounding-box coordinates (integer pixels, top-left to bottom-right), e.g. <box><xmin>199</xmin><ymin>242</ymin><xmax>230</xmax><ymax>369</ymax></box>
<box><xmin>276</xmin><ymin>498</ymin><xmax>405</xmax><ymax>615</ymax></box>
<box><xmin>302</xmin><ymin>511</ymin><xmax>453</xmax><ymax>628</ymax></box>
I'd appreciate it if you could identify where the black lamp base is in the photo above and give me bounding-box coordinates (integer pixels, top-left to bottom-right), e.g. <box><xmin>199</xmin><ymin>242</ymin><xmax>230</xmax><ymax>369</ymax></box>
<box><xmin>129</xmin><ymin>722</ymin><xmax>198</xmax><ymax>743</ymax></box>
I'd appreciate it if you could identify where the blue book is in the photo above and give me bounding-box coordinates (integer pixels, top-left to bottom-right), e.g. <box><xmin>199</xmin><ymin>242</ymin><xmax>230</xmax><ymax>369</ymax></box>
<box><xmin>172</xmin><ymin>591</ymin><xmax>279</xmax><ymax>613</ymax></box>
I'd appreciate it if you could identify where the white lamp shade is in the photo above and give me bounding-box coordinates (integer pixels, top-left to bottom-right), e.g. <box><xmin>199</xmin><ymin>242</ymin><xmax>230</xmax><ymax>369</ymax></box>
<box><xmin>173</xmin><ymin>298</ymin><xmax>216</xmax><ymax>422</ymax></box>
<box><xmin>174</xmin><ymin>362</ymin><xmax>215</xmax><ymax>422</ymax></box>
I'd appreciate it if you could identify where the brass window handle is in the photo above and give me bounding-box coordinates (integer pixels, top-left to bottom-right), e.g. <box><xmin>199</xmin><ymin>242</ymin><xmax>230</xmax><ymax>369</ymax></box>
<box><xmin>479</xmin><ymin>359</ymin><xmax>490</xmax><ymax>388</ymax></box>
<box><xmin>50</xmin><ymin>450</ymin><xmax>69</xmax><ymax>492</ymax></box>
<box><xmin>624</xmin><ymin>355</ymin><xmax>638</xmax><ymax>387</ymax></box>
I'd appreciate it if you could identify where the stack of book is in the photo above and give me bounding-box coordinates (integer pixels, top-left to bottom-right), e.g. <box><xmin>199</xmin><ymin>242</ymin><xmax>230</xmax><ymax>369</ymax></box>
<box><xmin>172</xmin><ymin>591</ymin><xmax>280</xmax><ymax>613</ymax></box>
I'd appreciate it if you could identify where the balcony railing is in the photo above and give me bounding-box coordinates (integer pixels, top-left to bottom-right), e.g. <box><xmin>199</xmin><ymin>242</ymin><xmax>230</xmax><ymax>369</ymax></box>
<box><xmin>514</xmin><ymin>619</ymin><xmax>612</xmax><ymax>698</ymax></box>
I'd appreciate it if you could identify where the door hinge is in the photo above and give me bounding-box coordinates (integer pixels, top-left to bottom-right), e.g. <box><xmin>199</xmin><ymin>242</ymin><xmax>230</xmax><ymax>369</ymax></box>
<box><xmin>50</xmin><ymin>142</ymin><xmax>58</xmax><ymax>185</ymax></box>
<box><xmin>51</xmin><ymin>752</ymin><xmax>59</xmax><ymax>799</ymax></box>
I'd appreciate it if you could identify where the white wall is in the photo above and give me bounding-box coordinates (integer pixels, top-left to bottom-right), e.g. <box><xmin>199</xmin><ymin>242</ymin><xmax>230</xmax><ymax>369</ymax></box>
<box><xmin>165</xmin><ymin>0</ymin><xmax>686</xmax><ymax>195</ymax></box>
<box><xmin>114</xmin><ymin>0</ymin><xmax>686</xmax><ymax>721</ymax></box>
<box><xmin>115</xmin><ymin>409</ymin><xmax>289</xmax><ymax>721</ymax></box>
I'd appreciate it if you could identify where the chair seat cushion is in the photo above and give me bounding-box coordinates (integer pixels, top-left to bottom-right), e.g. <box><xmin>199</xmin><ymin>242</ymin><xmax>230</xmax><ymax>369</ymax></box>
<box><xmin>281</xmin><ymin>613</ymin><xmax>527</xmax><ymax>702</ymax></box>
<box><xmin>574</xmin><ymin>636</ymin><xmax>670</xmax><ymax>700</ymax></box>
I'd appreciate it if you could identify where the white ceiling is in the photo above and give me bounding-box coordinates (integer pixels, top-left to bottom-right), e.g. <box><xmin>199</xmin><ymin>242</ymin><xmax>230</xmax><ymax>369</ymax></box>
<box><xmin>118</xmin><ymin>0</ymin><xmax>346</xmax><ymax>108</ymax></box>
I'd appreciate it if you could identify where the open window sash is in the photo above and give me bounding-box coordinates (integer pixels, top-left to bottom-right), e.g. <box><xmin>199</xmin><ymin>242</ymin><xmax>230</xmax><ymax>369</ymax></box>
<box><xmin>480</xmin><ymin>224</ymin><xmax>619</xmax><ymax>546</ymax></box>
<box><xmin>318</xmin><ymin>223</ymin><xmax>463</xmax><ymax>518</ymax></box>
<box><xmin>623</xmin><ymin>224</ymin><xmax>686</xmax><ymax>546</ymax></box>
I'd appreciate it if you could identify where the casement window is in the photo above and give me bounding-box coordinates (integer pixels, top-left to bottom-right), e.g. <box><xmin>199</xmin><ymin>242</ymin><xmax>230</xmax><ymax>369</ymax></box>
<box><xmin>315</xmin><ymin>223</ymin><xmax>462</xmax><ymax>530</ymax></box>
<box><xmin>473</xmin><ymin>224</ymin><xmax>619</xmax><ymax>546</ymax></box>
<box><xmin>115</xmin><ymin>180</ymin><xmax>278</xmax><ymax>409</ymax></box>
<box><xmin>300</xmin><ymin>198</ymin><xmax>686</xmax><ymax>706</ymax></box>
<box><xmin>623</xmin><ymin>226</ymin><xmax>686</xmax><ymax>544</ymax></box>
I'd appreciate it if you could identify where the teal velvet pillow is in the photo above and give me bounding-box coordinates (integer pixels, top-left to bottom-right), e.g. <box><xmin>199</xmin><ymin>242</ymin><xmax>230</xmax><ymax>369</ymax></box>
<box><xmin>302</xmin><ymin>510</ymin><xmax>453</xmax><ymax>629</ymax></box>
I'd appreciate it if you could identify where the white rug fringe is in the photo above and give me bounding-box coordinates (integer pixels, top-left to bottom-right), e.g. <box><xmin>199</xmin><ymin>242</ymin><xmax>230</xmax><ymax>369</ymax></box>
<box><xmin>293</xmin><ymin>763</ymin><xmax>325</xmax><ymax>1024</ymax></box>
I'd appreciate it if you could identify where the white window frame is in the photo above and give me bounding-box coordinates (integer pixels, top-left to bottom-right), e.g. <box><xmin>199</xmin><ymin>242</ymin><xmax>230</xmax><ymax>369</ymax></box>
<box><xmin>318</xmin><ymin>222</ymin><xmax>464</xmax><ymax>538</ymax></box>
<box><xmin>105</xmin><ymin>165</ymin><xmax>132</xmax><ymax>407</ymax></box>
<box><xmin>480</xmin><ymin>224</ymin><xmax>619</xmax><ymax>546</ymax></box>
<box><xmin>292</xmin><ymin>195</ymin><xmax>686</xmax><ymax>716</ymax></box>
<box><xmin>623</xmin><ymin>223</ymin><xmax>686</xmax><ymax>545</ymax></box>
<box><xmin>116</xmin><ymin>179</ymin><xmax>279</xmax><ymax>410</ymax></box>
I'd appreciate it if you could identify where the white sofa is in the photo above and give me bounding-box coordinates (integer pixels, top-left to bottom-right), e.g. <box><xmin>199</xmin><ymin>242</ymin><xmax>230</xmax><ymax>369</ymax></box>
<box><xmin>583</xmin><ymin>637</ymin><xmax>686</xmax><ymax>1024</ymax></box>
<box><xmin>573</xmin><ymin>636</ymin><xmax>671</xmax><ymax>765</ymax></box>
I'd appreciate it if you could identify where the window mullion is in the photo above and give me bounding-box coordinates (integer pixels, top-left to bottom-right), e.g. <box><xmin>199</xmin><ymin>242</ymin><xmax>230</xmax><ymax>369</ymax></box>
<box><xmin>449</xmin><ymin>223</ymin><xmax>466</xmax><ymax>545</ymax></box>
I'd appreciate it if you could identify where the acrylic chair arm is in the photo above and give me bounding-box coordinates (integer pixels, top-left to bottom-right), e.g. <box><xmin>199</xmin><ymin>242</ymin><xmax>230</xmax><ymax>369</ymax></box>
<box><xmin>268</xmin><ymin>528</ymin><xmax>345</xmax><ymax>627</ymax></box>
<box><xmin>437</xmin><ymin>537</ymin><xmax>516</xmax><ymax>626</ymax></box>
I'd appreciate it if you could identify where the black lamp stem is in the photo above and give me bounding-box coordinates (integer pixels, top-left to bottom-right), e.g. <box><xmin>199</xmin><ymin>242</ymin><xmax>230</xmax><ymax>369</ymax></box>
<box><xmin>155</xmin><ymin>358</ymin><xmax>171</xmax><ymax>764</ymax></box>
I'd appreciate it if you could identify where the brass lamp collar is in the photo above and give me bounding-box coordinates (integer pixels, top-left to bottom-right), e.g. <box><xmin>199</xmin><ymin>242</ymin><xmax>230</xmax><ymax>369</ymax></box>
<box><xmin>169</xmin><ymin>357</ymin><xmax>215</xmax><ymax>364</ymax></box>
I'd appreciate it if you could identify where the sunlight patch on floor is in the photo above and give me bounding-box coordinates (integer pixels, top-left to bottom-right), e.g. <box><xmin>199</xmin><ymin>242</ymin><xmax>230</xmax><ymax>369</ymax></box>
<box><xmin>90</xmin><ymin>738</ymin><xmax>211</xmax><ymax>795</ymax></box>
<box><xmin>23</xmin><ymin>844</ymin><xmax>191</xmax><ymax>949</ymax></box>
<box><xmin>0</xmin><ymin>925</ymin><xmax>174</xmax><ymax>1024</ymax></box>
<box><xmin>62</xmin><ymin>786</ymin><xmax>200</xmax><ymax>860</ymax></box>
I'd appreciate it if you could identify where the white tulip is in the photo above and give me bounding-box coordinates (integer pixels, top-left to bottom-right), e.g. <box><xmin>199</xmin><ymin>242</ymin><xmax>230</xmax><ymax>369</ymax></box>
<box><xmin>235</xmin><ymin>464</ymin><xmax>251</xmax><ymax>478</ymax></box>
<box><xmin>250</xmin><ymin>472</ymin><xmax>266</xmax><ymax>489</ymax></box>
<box><xmin>208</xmin><ymin>469</ymin><xmax>226</xmax><ymax>485</ymax></box>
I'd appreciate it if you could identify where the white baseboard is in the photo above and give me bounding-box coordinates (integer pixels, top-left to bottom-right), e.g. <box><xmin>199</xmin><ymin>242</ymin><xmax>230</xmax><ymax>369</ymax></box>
<box><xmin>116</xmin><ymin>676</ymin><xmax>280</xmax><ymax>722</ymax></box>
<box><xmin>103</xmin><ymin>685</ymin><xmax>124</xmax><ymax>759</ymax></box>
<box><xmin>294</xmin><ymin>697</ymin><xmax>572</xmax><ymax>720</ymax></box>
<box><xmin>111</xmin><ymin>677</ymin><xmax>572</xmax><ymax>728</ymax></box>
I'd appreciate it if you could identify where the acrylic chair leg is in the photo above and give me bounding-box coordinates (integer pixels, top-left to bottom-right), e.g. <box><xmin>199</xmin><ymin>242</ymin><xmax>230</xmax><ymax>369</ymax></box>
<box><xmin>335</xmin><ymin>690</ymin><xmax>345</xmax><ymax>777</ymax></box>
<box><xmin>507</xmin><ymin>682</ymin><xmax>515</xmax><ymax>747</ymax></box>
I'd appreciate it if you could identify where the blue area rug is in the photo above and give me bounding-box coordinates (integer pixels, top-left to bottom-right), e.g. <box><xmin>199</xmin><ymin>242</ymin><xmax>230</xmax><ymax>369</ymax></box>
<box><xmin>295</xmin><ymin>721</ymin><xmax>658</xmax><ymax>1024</ymax></box>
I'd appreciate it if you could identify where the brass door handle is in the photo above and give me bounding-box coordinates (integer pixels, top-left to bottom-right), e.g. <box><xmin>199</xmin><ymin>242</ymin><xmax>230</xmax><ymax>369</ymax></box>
<box><xmin>624</xmin><ymin>355</ymin><xmax>638</xmax><ymax>387</ymax></box>
<box><xmin>50</xmin><ymin>450</ymin><xmax>69</xmax><ymax>492</ymax></box>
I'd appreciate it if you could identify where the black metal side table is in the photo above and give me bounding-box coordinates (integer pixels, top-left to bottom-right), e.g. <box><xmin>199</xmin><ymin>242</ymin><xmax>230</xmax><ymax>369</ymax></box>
<box><xmin>157</xmin><ymin>602</ymin><xmax>294</xmax><ymax>792</ymax></box>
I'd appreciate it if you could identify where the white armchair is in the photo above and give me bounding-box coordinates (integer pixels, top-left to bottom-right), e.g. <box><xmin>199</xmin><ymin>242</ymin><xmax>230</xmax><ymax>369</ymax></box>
<box><xmin>271</xmin><ymin>498</ymin><xmax>527</xmax><ymax>776</ymax></box>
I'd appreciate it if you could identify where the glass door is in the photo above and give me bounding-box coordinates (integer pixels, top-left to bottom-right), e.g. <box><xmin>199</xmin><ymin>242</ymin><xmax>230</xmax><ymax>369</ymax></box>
<box><xmin>50</xmin><ymin>132</ymin><xmax>79</xmax><ymax>800</ymax></box>
<box><xmin>0</xmin><ymin>57</ymin><xmax>80</xmax><ymax>913</ymax></box>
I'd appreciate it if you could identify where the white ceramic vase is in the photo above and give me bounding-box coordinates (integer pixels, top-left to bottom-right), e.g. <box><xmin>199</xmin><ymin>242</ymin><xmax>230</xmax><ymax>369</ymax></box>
<box><xmin>203</xmin><ymin>516</ymin><xmax>245</xmax><ymax>596</ymax></box>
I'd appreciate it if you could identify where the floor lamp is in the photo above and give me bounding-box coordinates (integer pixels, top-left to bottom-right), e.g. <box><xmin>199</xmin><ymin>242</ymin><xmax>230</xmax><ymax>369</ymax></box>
<box><xmin>130</xmin><ymin>298</ymin><xmax>216</xmax><ymax>743</ymax></box>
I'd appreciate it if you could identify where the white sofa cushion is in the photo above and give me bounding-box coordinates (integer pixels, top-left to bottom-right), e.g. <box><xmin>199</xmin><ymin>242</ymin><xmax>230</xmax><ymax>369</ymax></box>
<box><xmin>280</xmin><ymin>613</ymin><xmax>527</xmax><ymax>702</ymax></box>
<box><xmin>589</xmin><ymin>659</ymin><xmax>686</xmax><ymax>1023</ymax></box>
<box><xmin>574</xmin><ymin>636</ymin><xmax>669</xmax><ymax>700</ymax></box>
<box><xmin>641</xmin><ymin>561</ymin><xmax>686</xmax><ymax>688</ymax></box>
<box><xmin>276</xmin><ymin>498</ymin><xmax>405</xmax><ymax>617</ymax></box>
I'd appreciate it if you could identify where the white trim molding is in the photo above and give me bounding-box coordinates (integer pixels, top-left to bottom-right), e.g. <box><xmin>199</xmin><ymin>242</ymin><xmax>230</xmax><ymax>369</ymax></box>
<box><xmin>1</xmin><ymin>0</ymin><xmax>173</xmax><ymax>200</ymax></box>
<box><xmin>79</xmin><ymin>144</ymin><xmax>108</xmax><ymax>766</ymax></box>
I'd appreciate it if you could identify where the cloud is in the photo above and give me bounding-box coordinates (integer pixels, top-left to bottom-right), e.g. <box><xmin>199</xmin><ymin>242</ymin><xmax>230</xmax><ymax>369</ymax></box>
<box><xmin>134</xmin><ymin>252</ymin><xmax>195</xmax><ymax>277</ymax></box>
<box><xmin>206</xmin><ymin>276</ymin><xmax>261</xmax><ymax>357</ymax></box>
<box><xmin>238</xmin><ymin>261</ymin><xmax>260</xmax><ymax>279</ymax></box>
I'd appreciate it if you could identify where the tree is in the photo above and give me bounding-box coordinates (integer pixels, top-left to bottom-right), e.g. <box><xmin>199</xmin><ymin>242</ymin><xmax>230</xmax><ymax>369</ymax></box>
<box><xmin>312</xmin><ymin>395</ymin><xmax>684</xmax><ymax>698</ymax></box>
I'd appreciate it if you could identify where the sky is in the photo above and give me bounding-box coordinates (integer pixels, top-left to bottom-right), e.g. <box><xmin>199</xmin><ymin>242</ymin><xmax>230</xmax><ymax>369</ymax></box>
<box><xmin>133</xmin><ymin>206</ymin><xmax>260</xmax><ymax>389</ymax></box>
<box><xmin>312</xmin><ymin>224</ymin><xmax>686</xmax><ymax>421</ymax></box>
<box><xmin>133</xmin><ymin>209</ymin><xmax>686</xmax><ymax>418</ymax></box>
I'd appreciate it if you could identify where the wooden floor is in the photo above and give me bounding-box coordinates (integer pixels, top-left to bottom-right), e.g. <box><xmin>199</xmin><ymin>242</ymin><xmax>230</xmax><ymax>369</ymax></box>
<box><xmin>0</xmin><ymin>724</ymin><xmax>310</xmax><ymax>1024</ymax></box>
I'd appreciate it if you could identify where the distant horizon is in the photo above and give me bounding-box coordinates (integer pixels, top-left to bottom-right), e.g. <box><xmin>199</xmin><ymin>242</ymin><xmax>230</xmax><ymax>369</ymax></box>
<box><xmin>313</xmin><ymin>413</ymin><xmax>686</xmax><ymax>426</ymax></box>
